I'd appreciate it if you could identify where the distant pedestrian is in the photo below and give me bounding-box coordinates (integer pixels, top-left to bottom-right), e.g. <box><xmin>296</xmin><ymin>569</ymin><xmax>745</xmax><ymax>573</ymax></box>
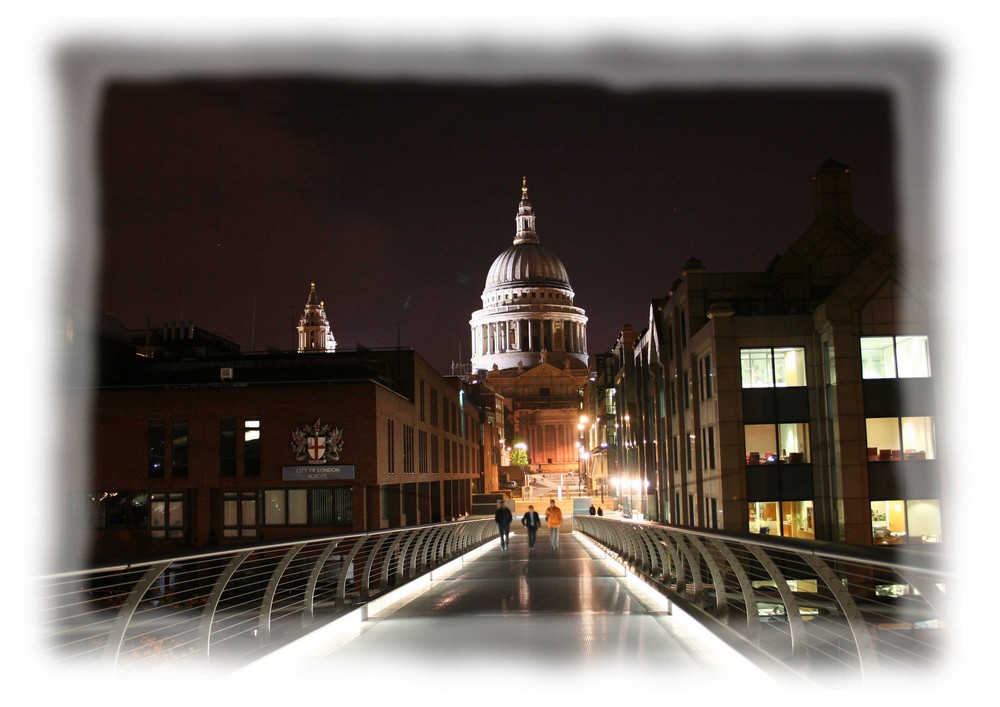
<box><xmin>545</xmin><ymin>499</ymin><xmax>563</xmax><ymax>549</ymax></box>
<box><xmin>521</xmin><ymin>504</ymin><xmax>541</xmax><ymax>550</ymax></box>
<box><xmin>597</xmin><ymin>506</ymin><xmax>603</xmax><ymax>517</ymax></box>
<box><xmin>495</xmin><ymin>500</ymin><xmax>513</xmax><ymax>550</ymax></box>
<box><xmin>589</xmin><ymin>504</ymin><xmax>596</xmax><ymax>515</ymax></box>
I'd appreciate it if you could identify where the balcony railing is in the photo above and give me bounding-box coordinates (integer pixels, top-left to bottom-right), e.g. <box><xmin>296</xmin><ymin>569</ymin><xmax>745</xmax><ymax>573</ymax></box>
<box><xmin>573</xmin><ymin>515</ymin><xmax>951</xmax><ymax>686</ymax></box>
<box><xmin>33</xmin><ymin>519</ymin><xmax>497</xmax><ymax>674</ymax></box>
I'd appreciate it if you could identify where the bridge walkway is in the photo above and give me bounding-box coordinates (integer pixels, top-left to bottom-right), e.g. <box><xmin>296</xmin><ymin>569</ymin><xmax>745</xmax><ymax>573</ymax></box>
<box><xmin>247</xmin><ymin>526</ymin><xmax>768</xmax><ymax>695</ymax></box>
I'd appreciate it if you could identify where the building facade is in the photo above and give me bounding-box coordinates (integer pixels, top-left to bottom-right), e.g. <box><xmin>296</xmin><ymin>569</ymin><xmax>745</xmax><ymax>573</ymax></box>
<box><xmin>68</xmin><ymin>332</ymin><xmax>482</xmax><ymax>565</ymax></box>
<box><xmin>588</xmin><ymin>160</ymin><xmax>942</xmax><ymax>547</ymax></box>
<box><xmin>470</xmin><ymin>178</ymin><xmax>591</xmax><ymax>478</ymax></box>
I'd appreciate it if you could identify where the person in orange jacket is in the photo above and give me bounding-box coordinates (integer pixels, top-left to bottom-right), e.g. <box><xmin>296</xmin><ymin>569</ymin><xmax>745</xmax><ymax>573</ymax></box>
<box><xmin>545</xmin><ymin>499</ymin><xmax>563</xmax><ymax>549</ymax></box>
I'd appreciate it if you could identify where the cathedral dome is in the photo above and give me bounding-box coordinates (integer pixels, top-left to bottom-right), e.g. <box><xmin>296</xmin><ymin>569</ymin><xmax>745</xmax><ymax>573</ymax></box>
<box><xmin>480</xmin><ymin>177</ymin><xmax>575</xmax><ymax>303</ymax></box>
<box><xmin>484</xmin><ymin>242</ymin><xmax>571</xmax><ymax>292</ymax></box>
<box><xmin>469</xmin><ymin>178</ymin><xmax>588</xmax><ymax>374</ymax></box>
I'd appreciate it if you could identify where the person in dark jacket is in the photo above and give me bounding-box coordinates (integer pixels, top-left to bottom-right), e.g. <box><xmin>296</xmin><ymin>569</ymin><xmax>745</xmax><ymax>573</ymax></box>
<box><xmin>495</xmin><ymin>500</ymin><xmax>513</xmax><ymax>550</ymax></box>
<box><xmin>521</xmin><ymin>504</ymin><xmax>541</xmax><ymax>550</ymax></box>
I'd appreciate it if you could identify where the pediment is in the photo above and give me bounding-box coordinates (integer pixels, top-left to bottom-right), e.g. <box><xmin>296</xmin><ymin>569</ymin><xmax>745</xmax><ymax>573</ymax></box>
<box><xmin>515</xmin><ymin>362</ymin><xmax>576</xmax><ymax>380</ymax></box>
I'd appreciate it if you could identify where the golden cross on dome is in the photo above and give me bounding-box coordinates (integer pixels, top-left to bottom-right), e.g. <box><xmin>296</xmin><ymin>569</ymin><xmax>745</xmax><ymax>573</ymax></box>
<box><xmin>522</xmin><ymin>176</ymin><xmax>528</xmax><ymax>198</ymax></box>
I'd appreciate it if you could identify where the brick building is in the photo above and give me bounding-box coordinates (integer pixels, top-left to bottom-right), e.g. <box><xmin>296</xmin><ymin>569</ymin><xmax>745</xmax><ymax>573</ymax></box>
<box><xmin>65</xmin><ymin>325</ymin><xmax>483</xmax><ymax>565</ymax></box>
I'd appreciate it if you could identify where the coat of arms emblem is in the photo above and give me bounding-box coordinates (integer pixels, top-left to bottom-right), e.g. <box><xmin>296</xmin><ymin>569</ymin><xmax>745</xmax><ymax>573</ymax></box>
<box><xmin>291</xmin><ymin>418</ymin><xmax>344</xmax><ymax>464</ymax></box>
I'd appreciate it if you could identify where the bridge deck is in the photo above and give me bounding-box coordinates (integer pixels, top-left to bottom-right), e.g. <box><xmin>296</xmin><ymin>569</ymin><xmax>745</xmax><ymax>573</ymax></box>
<box><xmin>257</xmin><ymin>528</ymin><xmax>768</xmax><ymax>695</ymax></box>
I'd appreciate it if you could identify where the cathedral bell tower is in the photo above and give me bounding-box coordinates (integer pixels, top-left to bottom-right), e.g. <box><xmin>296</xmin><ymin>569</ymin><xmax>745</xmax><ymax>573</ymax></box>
<box><xmin>297</xmin><ymin>282</ymin><xmax>337</xmax><ymax>353</ymax></box>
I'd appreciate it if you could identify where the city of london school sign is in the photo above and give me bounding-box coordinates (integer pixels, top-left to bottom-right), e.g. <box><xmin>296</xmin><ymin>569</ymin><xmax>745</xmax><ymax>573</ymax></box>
<box><xmin>282</xmin><ymin>418</ymin><xmax>355</xmax><ymax>481</ymax></box>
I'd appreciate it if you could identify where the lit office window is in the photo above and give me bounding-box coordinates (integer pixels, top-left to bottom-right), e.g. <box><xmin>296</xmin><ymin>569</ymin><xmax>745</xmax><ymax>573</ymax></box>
<box><xmin>745</xmin><ymin>423</ymin><xmax>810</xmax><ymax>464</ymax></box>
<box><xmin>865</xmin><ymin>417</ymin><xmax>935</xmax><ymax>461</ymax></box>
<box><xmin>741</xmin><ymin>347</ymin><xmax>806</xmax><ymax>388</ymax></box>
<box><xmin>748</xmin><ymin>500</ymin><xmax>814</xmax><ymax>539</ymax></box>
<box><xmin>861</xmin><ymin>335</ymin><xmax>931</xmax><ymax>379</ymax></box>
<box><xmin>871</xmin><ymin>499</ymin><xmax>942</xmax><ymax>545</ymax></box>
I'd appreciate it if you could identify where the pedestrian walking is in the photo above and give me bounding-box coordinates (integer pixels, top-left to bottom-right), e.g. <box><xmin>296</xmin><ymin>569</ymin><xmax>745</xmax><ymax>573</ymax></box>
<box><xmin>589</xmin><ymin>504</ymin><xmax>596</xmax><ymax>515</ymax></box>
<box><xmin>495</xmin><ymin>500</ymin><xmax>513</xmax><ymax>550</ymax></box>
<box><xmin>521</xmin><ymin>504</ymin><xmax>541</xmax><ymax>550</ymax></box>
<box><xmin>545</xmin><ymin>499</ymin><xmax>563</xmax><ymax>549</ymax></box>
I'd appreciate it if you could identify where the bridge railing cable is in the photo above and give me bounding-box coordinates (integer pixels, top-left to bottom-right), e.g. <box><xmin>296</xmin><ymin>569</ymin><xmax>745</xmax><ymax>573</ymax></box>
<box><xmin>33</xmin><ymin>518</ymin><xmax>497</xmax><ymax>675</ymax></box>
<box><xmin>573</xmin><ymin>515</ymin><xmax>950</xmax><ymax>687</ymax></box>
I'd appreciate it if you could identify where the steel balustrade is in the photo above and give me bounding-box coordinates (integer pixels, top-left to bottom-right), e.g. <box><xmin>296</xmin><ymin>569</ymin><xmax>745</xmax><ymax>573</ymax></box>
<box><xmin>34</xmin><ymin>519</ymin><xmax>497</xmax><ymax>674</ymax></box>
<box><xmin>34</xmin><ymin>514</ymin><xmax>951</xmax><ymax>685</ymax></box>
<box><xmin>573</xmin><ymin>515</ymin><xmax>951</xmax><ymax>686</ymax></box>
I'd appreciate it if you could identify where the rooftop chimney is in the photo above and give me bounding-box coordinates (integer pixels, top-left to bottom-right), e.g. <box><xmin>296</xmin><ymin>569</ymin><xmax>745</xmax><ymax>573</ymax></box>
<box><xmin>812</xmin><ymin>159</ymin><xmax>852</xmax><ymax>216</ymax></box>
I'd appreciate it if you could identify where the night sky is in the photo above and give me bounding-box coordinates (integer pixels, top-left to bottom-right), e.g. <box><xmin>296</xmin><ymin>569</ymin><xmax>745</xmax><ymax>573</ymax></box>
<box><xmin>96</xmin><ymin>76</ymin><xmax>896</xmax><ymax>373</ymax></box>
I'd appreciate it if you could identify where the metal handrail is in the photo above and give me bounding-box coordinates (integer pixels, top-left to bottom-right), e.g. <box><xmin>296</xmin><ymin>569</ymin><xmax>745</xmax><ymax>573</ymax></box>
<box><xmin>33</xmin><ymin>518</ymin><xmax>497</xmax><ymax>674</ymax></box>
<box><xmin>573</xmin><ymin>515</ymin><xmax>951</xmax><ymax>686</ymax></box>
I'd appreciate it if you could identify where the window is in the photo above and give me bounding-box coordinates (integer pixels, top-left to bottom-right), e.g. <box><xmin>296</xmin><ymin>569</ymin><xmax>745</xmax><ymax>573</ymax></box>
<box><xmin>310</xmin><ymin>487</ymin><xmax>353</xmax><ymax>525</ymax></box>
<box><xmin>263</xmin><ymin>488</ymin><xmax>351</xmax><ymax>525</ymax></box>
<box><xmin>243</xmin><ymin>419</ymin><xmax>260</xmax><ymax>476</ymax></box>
<box><xmin>264</xmin><ymin>489</ymin><xmax>308</xmax><ymax>525</ymax></box>
<box><xmin>148</xmin><ymin>421</ymin><xmax>165</xmax><ymax>478</ymax></box>
<box><xmin>682</xmin><ymin>371</ymin><xmax>690</xmax><ymax>410</ymax></box>
<box><xmin>699</xmin><ymin>353</ymin><xmax>713</xmax><ymax>399</ymax></box>
<box><xmin>92</xmin><ymin>491</ymin><xmax>148</xmax><ymax>529</ymax></box>
<box><xmin>387</xmin><ymin>419</ymin><xmax>395</xmax><ymax>474</ymax></box>
<box><xmin>866</xmin><ymin>417</ymin><xmax>936</xmax><ymax>460</ymax></box>
<box><xmin>871</xmin><ymin>499</ymin><xmax>942</xmax><ymax>545</ymax></box>
<box><xmin>745</xmin><ymin>423</ymin><xmax>810</xmax><ymax>463</ymax></box>
<box><xmin>701</xmin><ymin>425</ymin><xmax>716</xmax><ymax>469</ymax></box>
<box><xmin>171</xmin><ymin>421</ymin><xmax>188</xmax><ymax>477</ymax></box>
<box><xmin>222</xmin><ymin>491</ymin><xmax>257</xmax><ymax>538</ymax></box>
<box><xmin>220</xmin><ymin>419</ymin><xmax>236</xmax><ymax>476</ymax></box>
<box><xmin>706</xmin><ymin>497</ymin><xmax>719</xmax><ymax>529</ymax></box>
<box><xmin>404</xmin><ymin>424</ymin><xmax>414</xmax><ymax>474</ymax></box>
<box><xmin>419</xmin><ymin>380</ymin><xmax>426</xmax><ymax>422</ymax></box>
<box><xmin>419</xmin><ymin>430</ymin><xmax>428</xmax><ymax>473</ymax></box>
<box><xmin>861</xmin><ymin>335</ymin><xmax>931</xmax><ymax>379</ymax></box>
<box><xmin>151</xmin><ymin>492</ymin><xmax>185</xmax><ymax>539</ymax></box>
<box><xmin>741</xmin><ymin>347</ymin><xmax>807</xmax><ymax>388</ymax></box>
<box><xmin>749</xmin><ymin>500</ymin><xmax>814</xmax><ymax>538</ymax></box>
